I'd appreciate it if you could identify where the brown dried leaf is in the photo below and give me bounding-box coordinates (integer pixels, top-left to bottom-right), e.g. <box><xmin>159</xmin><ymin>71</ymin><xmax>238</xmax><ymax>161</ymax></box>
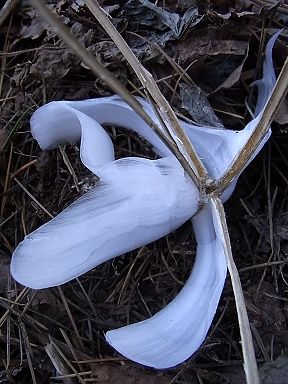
<box><xmin>30</xmin><ymin>46</ymin><xmax>79</xmax><ymax>80</ymax></box>
<box><xmin>85</xmin><ymin>41</ymin><xmax>122</xmax><ymax>68</ymax></box>
<box><xmin>30</xmin><ymin>289</ymin><xmax>57</xmax><ymax>310</ymax></box>
<box><xmin>180</xmin><ymin>83</ymin><xmax>224</xmax><ymax>127</ymax></box>
<box><xmin>237</xmin><ymin>0</ymin><xmax>288</xmax><ymax>22</ymax></box>
<box><xmin>19</xmin><ymin>9</ymin><xmax>51</xmax><ymax>40</ymax></box>
<box><xmin>124</xmin><ymin>0</ymin><xmax>202</xmax><ymax>45</ymax></box>
<box><xmin>177</xmin><ymin>35</ymin><xmax>247</xmax><ymax>63</ymax></box>
<box><xmin>212</xmin><ymin>44</ymin><xmax>249</xmax><ymax>92</ymax></box>
<box><xmin>274</xmin><ymin>99</ymin><xmax>288</xmax><ymax>125</ymax></box>
<box><xmin>260</xmin><ymin>355</ymin><xmax>288</xmax><ymax>384</ymax></box>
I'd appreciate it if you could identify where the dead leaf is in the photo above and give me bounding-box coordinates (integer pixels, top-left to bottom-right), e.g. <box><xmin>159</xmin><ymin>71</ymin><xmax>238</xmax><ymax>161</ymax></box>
<box><xmin>177</xmin><ymin>31</ymin><xmax>247</xmax><ymax>62</ymax></box>
<box><xmin>212</xmin><ymin>43</ymin><xmax>249</xmax><ymax>92</ymax></box>
<box><xmin>30</xmin><ymin>46</ymin><xmax>79</xmax><ymax>80</ymax></box>
<box><xmin>180</xmin><ymin>83</ymin><xmax>224</xmax><ymax>127</ymax></box>
<box><xmin>260</xmin><ymin>355</ymin><xmax>288</xmax><ymax>384</ymax></box>
<box><xmin>124</xmin><ymin>0</ymin><xmax>202</xmax><ymax>45</ymax></box>
<box><xmin>274</xmin><ymin>99</ymin><xmax>288</xmax><ymax>125</ymax></box>
<box><xmin>30</xmin><ymin>289</ymin><xmax>57</xmax><ymax>310</ymax></box>
<box><xmin>70</xmin><ymin>22</ymin><xmax>95</xmax><ymax>47</ymax></box>
<box><xmin>19</xmin><ymin>9</ymin><xmax>50</xmax><ymax>40</ymax></box>
<box><xmin>162</xmin><ymin>0</ymin><xmax>198</xmax><ymax>12</ymax></box>
<box><xmin>238</xmin><ymin>0</ymin><xmax>288</xmax><ymax>22</ymax></box>
<box><xmin>85</xmin><ymin>41</ymin><xmax>122</xmax><ymax>68</ymax></box>
<box><xmin>71</xmin><ymin>0</ymin><xmax>85</xmax><ymax>12</ymax></box>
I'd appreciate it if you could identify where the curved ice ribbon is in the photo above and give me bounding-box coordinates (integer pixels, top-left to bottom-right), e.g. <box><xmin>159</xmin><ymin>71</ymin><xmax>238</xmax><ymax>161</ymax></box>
<box><xmin>11</xmin><ymin>156</ymin><xmax>198</xmax><ymax>288</ymax></box>
<box><xmin>10</xmin><ymin>32</ymin><xmax>280</xmax><ymax>368</ymax></box>
<box><xmin>106</xmin><ymin>204</ymin><xmax>226</xmax><ymax>368</ymax></box>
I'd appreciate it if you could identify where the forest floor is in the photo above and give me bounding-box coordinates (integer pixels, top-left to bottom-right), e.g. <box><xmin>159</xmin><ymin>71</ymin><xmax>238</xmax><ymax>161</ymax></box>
<box><xmin>0</xmin><ymin>1</ymin><xmax>288</xmax><ymax>383</ymax></box>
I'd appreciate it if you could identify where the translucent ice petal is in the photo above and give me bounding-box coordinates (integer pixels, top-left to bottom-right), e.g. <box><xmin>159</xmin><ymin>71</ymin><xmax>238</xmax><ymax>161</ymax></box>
<box><xmin>11</xmin><ymin>157</ymin><xmax>199</xmax><ymax>289</ymax></box>
<box><xmin>106</xmin><ymin>204</ymin><xmax>226</xmax><ymax>368</ymax></box>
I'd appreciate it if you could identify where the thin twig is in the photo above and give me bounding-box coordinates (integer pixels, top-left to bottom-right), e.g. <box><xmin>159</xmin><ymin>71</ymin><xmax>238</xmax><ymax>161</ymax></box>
<box><xmin>217</xmin><ymin>54</ymin><xmax>288</xmax><ymax>194</ymax></box>
<box><xmin>211</xmin><ymin>196</ymin><xmax>259</xmax><ymax>384</ymax></box>
<box><xmin>49</xmin><ymin>339</ymin><xmax>86</xmax><ymax>384</ymax></box>
<box><xmin>10</xmin><ymin>159</ymin><xmax>37</xmax><ymax>179</ymax></box>
<box><xmin>57</xmin><ymin>287</ymin><xmax>84</xmax><ymax>351</ymax></box>
<box><xmin>19</xmin><ymin>321</ymin><xmax>37</xmax><ymax>384</ymax></box>
<box><xmin>0</xmin><ymin>287</ymin><xmax>30</xmax><ymax>328</ymax></box>
<box><xmin>84</xmin><ymin>0</ymin><xmax>208</xmax><ymax>186</ymax></box>
<box><xmin>45</xmin><ymin>342</ymin><xmax>75</xmax><ymax>384</ymax></box>
<box><xmin>0</xmin><ymin>0</ymin><xmax>18</xmax><ymax>27</ymax></box>
<box><xmin>1</xmin><ymin>143</ymin><xmax>13</xmax><ymax>216</ymax></box>
<box><xmin>30</xmin><ymin>0</ymin><xmax>201</xmax><ymax>187</ymax></box>
<box><xmin>59</xmin><ymin>146</ymin><xmax>80</xmax><ymax>192</ymax></box>
<box><xmin>14</xmin><ymin>177</ymin><xmax>54</xmax><ymax>219</ymax></box>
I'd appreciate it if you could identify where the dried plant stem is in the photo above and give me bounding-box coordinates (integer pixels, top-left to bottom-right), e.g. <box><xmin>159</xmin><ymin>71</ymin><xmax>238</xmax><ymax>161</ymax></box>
<box><xmin>211</xmin><ymin>196</ymin><xmax>259</xmax><ymax>384</ymax></box>
<box><xmin>0</xmin><ymin>287</ymin><xmax>29</xmax><ymax>328</ymax></box>
<box><xmin>217</xmin><ymin>54</ymin><xmax>288</xmax><ymax>193</ymax></box>
<box><xmin>28</xmin><ymin>1</ymin><xmax>147</xmax><ymax>120</ymax></box>
<box><xmin>30</xmin><ymin>0</ymin><xmax>201</xmax><ymax>187</ymax></box>
<box><xmin>45</xmin><ymin>342</ymin><xmax>75</xmax><ymax>384</ymax></box>
<box><xmin>84</xmin><ymin>0</ymin><xmax>208</xmax><ymax>183</ymax></box>
<box><xmin>0</xmin><ymin>0</ymin><xmax>18</xmax><ymax>28</ymax></box>
<box><xmin>14</xmin><ymin>178</ymin><xmax>53</xmax><ymax>219</ymax></box>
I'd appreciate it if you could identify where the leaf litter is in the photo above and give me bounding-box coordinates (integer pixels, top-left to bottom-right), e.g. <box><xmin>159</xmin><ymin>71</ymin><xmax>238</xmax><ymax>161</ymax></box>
<box><xmin>0</xmin><ymin>0</ymin><xmax>288</xmax><ymax>383</ymax></box>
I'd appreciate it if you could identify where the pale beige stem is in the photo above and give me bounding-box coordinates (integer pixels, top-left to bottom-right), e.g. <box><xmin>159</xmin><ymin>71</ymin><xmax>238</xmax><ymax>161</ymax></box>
<box><xmin>217</xmin><ymin>54</ymin><xmax>288</xmax><ymax>194</ymax></box>
<box><xmin>84</xmin><ymin>0</ymin><xmax>208</xmax><ymax>183</ymax></box>
<box><xmin>30</xmin><ymin>0</ymin><xmax>202</xmax><ymax>187</ymax></box>
<box><xmin>0</xmin><ymin>0</ymin><xmax>18</xmax><ymax>27</ymax></box>
<box><xmin>211</xmin><ymin>196</ymin><xmax>259</xmax><ymax>384</ymax></box>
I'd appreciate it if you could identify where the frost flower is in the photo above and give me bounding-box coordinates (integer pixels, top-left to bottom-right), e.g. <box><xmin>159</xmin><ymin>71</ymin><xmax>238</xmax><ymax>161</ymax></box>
<box><xmin>11</xmin><ymin>33</ymin><xmax>279</xmax><ymax>369</ymax></box>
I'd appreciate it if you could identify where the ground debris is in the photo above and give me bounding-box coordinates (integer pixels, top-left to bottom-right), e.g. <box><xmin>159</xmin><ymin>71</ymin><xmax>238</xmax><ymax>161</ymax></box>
<box><xmin>180</xmin><ymin>83</ymin><xmax>224</xmax><ymax>127</ymax></box>
<box><xmin>90</xmin><ymin>362</ymin><xmax>170</xmax><ymax>384</ymax></box>
<box><xmin>260</xmin><ymin>355</ymin><xmax>288</xmax><ymax>384</ymax></box>
<box><xmin>19</xmin><ymin>8</ymin><xmax>51</xmax><ymax>40</ymax></box>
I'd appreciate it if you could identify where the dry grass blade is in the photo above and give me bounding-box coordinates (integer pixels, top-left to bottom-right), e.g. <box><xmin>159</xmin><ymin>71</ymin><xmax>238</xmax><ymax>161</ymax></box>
<box><xmin>27</xmin><ymin>0</ymin><xmax>141</xmax><ymax>115</ymax></box>
<box><xmin>14</xmin><ymin>177</ymin><xmax>54</xmax><ymax>219</ymax></box>
<box><xmin>84</xmin><ymin>0</ymin><xmax>208</xmax><ymax>187</ymax></box>
<box><xmin>57</xmin><ymin>286</ymin><xmax>84</xmax><ymax>351</ymax></box>
<box><xmin>50</xmin><ymin>339</ymin><xmax>86</xmax><ymax>384</ymax></box>
<box><xmin>59</xmin><ymin>146</ymin><xmax>80</xmax><ymax>193</ymax></box>
<box><xmin>9</xmin><ymin>159</ymin><xmax>38</xmax><ymax>180</ymax></box>
<box><xmin>1</xmin><ymin>143</ymin><xmax>13</xmax><ymax>216</ymax></box>
<box><xmin>0</xmin><ymin>287</ymin><xmax>29</xmax><ymax>327</ymax></box>
<box><xmin>19</xmin><ymin>320</ymin><xmax>37</xmax><ymax>384</ymax></box>
<box><xmin>217</xmin><ymin>53</ymin><xmax>288</xmax><ymax>193</ymax></box>
<box><xmin>45</xmin><ymin>342</ymin><xmax>75</xmax><ymax>384</ymax></box>
<box><xmin>60</xmin><ymin>328</ymin><xmax>82</xmax><ymax>371</ymax></box>
<box><xmin>0</xmin><ymin>0</ymin><xmax>18</xmax><ymax>27</ymax></box>
<box><xmin>211</xmin><ymin>196</ymin><xmax>259</xmax><ymax>384</ymax></box>
<box><xmin>30</xmin><ymin>0</ymin><xmax>200</xmax><ymax>186</ymax></box>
